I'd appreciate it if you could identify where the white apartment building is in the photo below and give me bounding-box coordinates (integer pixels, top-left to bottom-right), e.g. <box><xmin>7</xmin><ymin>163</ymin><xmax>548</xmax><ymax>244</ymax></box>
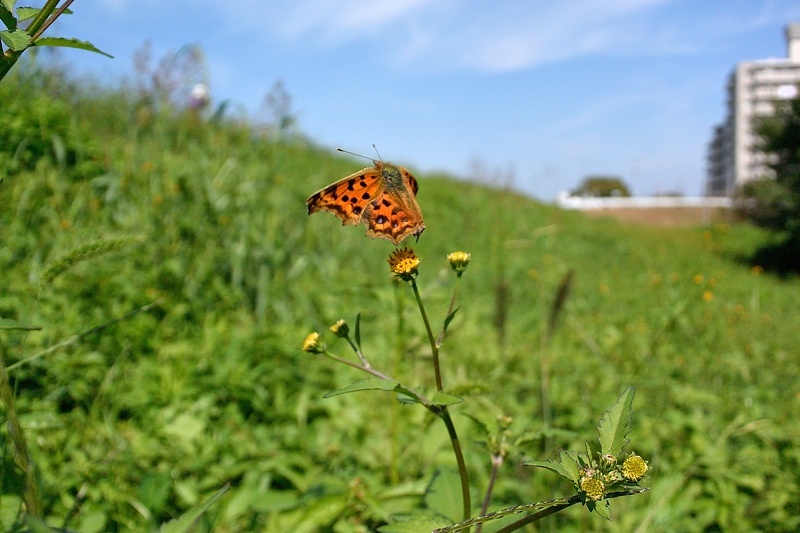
<box><xmin>706</xmin><ymin>24</ymin><xmax>800</xmax><ymax>197</ymax></box>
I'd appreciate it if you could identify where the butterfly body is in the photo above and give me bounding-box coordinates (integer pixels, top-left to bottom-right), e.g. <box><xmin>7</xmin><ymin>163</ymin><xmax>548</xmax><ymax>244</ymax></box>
<box><xmin>306</xmin><ymin>161</ymin><xmax>425</xmax><ymax>245</ymax></box>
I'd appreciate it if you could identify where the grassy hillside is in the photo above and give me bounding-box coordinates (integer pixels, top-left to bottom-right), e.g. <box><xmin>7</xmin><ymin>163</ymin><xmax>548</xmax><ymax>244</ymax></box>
<box><xmin>1</xmin><ymin>69</ymin><xmax>799</xmax><ymax>531</ymax></box>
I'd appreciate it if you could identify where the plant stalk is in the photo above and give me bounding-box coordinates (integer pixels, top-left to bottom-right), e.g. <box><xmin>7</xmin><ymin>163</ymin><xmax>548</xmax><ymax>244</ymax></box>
<box><xmin>0</xmin><ymin>341</ymin><xmax>42</xmax><ymax>517</ymax></box>
<box><xmin>410</xmin><ymin>278</ymin><xmax>471</xmax><ymax>519</ymax></box>
<box><xmin>411</xmin><ymin>278</ymin><xmax>443</xmax><ymax>391</ymax></box>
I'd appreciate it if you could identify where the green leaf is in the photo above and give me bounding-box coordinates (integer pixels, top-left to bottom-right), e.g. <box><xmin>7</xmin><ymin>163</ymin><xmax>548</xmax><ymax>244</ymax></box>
<box><xmin>593</xmin><ymin>500</ymin><xmax>611</xmax><ymax>520</ymax></box>
<box><xmin>33</xmin><ymin>36</ymin><xmax>113</xmax><ymax>58</ymax></box>
<box><xmin>597</xmin><ymin>386</ymin><xmax>635</xmax><ymax>456</ymax></box>
<box><xmin>442</xmin><ymin>306</ymin><xmax>459</xmax><ymax>332</ymax></box>
<box><xmin>424</xmin><ymin>467</ymin><xmax>462</xmax><ymax>523</ymax></box>
<box><xmin>16</xmin><ymin>7</ymin><xmax>38</xmax><ymax>21</ymax></box>
<box><xmin>0</xmin><ymin>28</ymin><xmax>29</xmax><ymax>51</ymax></box>
<box><xmin>16</xmin><ymin>6</ymin><xmax>70</xmax><ymax>22</ymax></box>
<box><xmin>160</xmin><ymin>483</ymin><xmax>230</xmax><ymax>533</ymax></box>
<box><xmin>354</xmin><ymin>312</ymin><xmax>362</xmax><ymax>348</ymax></box>
<box><xmin>429</xmin><ymin>391</ymin><xmax>464</xmax><ymax>406</ymax></box>
<box><xmin>524</xmin><ymin>449</ymin><xmax>581</xmax><ymax>484</ymax></box>
<box><xmin>323</xmin><ymin>378</ymin><xmax>421</xmax><ymax>403</ymax></box>
<box><xmin>292</xmin><ymin>493</ymin><xmax>349</xmax><ymax>532</ymax></box>
<box><xmin>0</xmin><ymin>5</ymin><xmax>16</xmax><ymax>30</ymax></box>
<box><xmin>24</xmin><ymin>516</ymin><xmax>53</xmax><ymax>533</ymax></box>
<box><xmin>138</xmin><ymin>471</ymin><xmax>172</xmax><ymax>514</ymax></box>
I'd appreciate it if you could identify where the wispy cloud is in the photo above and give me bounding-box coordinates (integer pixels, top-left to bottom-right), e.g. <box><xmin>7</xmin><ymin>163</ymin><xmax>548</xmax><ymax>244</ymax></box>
<box><xmin>242</xmin><ymin>0</ymin><xmax>688</xmax><ymax>71</ymax></box>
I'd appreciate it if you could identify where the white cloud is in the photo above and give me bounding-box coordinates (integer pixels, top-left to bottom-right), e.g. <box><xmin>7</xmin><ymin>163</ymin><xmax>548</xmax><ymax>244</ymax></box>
<box><xmin>244</xmin><ymin>0</ymin><xmax>434</xmax><ymax>43</ymax></box>
<box><xmin>230</xmin><ymin>0</ymin><xmax>688</xmax><ymax>70</ymax></box>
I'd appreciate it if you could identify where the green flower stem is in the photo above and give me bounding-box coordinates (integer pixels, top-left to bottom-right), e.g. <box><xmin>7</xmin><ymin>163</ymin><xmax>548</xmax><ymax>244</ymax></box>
<box><xmin>410</xmin><ymin>278</ymin><xmax>471</xmax><ymax>520</ymax></box>
<box><xmin>0</xmin><ymin>341</ymin><xmax>42</xmax><ymax>517</ymax></box>
<box><xmin>322</xmin><ymin>351</ymin><xmax>394</xmax><ymax>382</ymax></box>
<box><xmin>410</xmin><ymin>278</ymin><xmax>442</xmax><ymax>391</ymax></box>
<box><xmin>436</xmin><ymin>273</ymin><xmax>461</xmax><ymax>348</ymax></box>
<box><xmin>30</xmin><ymin>0</ymin><xmax>74</xmax><ymax>41</ymax></box>
<box><xmin>435</xmin><ymin>406</ymin><xmax>471</xmax><ymax>521</ymax></box>
<box><xmin>344</xmin><ymin>336</ymin><xmax>370</xmax><ymax>367</ymax></box>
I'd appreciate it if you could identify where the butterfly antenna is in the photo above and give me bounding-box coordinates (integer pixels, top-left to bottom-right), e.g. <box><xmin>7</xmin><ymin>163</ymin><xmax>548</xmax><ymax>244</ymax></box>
<box><xmin>372</xmin><ymin>144</ymin><xmax>383</xmax><ymax>162</ymax></box>
<box><xmin>336</xmin><ymin>148</ymin><xmax>377</xmax><ymax>163</ymax></box>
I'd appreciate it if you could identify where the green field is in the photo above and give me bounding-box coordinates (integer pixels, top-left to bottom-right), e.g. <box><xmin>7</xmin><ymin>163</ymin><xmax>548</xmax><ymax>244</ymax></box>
<box><xmin>1</xmin><ymin>68</ymin><xmax>799</xmax><ymax>532</ymax></box>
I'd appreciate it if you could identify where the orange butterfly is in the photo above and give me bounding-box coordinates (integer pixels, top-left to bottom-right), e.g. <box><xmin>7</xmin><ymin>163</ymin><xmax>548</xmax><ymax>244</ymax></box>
<box><xmin>306</xmin><ymin>156</ymin><xmax>425</xmax><ymax>245</ymax></box>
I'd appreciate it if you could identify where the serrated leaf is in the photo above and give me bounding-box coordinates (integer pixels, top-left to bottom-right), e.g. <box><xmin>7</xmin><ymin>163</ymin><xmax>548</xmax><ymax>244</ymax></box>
<box><xmin>597</xmin><ymin>387</ymin><xmax>635</xmax><ymax>456</ymax></box>
<box><xmin>593</xmin><ymin>500</ymin><xmax>611</xmax><ymax>520</ymax></box>
<box><xmin>34</xmin><ymin>36</ymin><xmax>113</xmax><ymax>58</ymax></box>
<box><xmin>160</xmin><ymin>483</ymin><xmax>229</xmax><ymax>533</ymax></box>
<box><xmin>324</xmin><ymin>377</ymin><xmax>399</xmax><ymax>397</ymax></box>
<box><xmin>0</xmin><ymin>28</ymin><xmax>29</xmax><ymax>51</ymax></box>
<box><xmin>15</xmin><ymin>7</ymin><xmax>38</xmax><ymax>21</ymax></box>
<box><xmin>522</xmin><ymin>450</ymin><xmax>580</xmax><ymax>484</ymax></box>
<box><xmin>524</xmin><ymin>449</ymin><xmax>581</xmax><ymax>484</ymax></box>
<box><xmin>424</xmin><ymin>468</ymin><xmax>462</xmax><ymax>523</ymax></box>
<box><xmin>0</xmin><ymin>5</ymin><xmax>16</xmax><ymax>30</ymax></box>
<box><xmin>429</xmin><ymin>391</ymin><xmax>463</xmax><ymax>406</ymax></box>
<box><xmin>323</xmin><ymin>378</ymin><xmax>421</xmax><ymax>403</ymax></box>
<box><xmin>354</xmin><ymin>312</ymin><xmax>362</xmax><ymax>348</ymax></box>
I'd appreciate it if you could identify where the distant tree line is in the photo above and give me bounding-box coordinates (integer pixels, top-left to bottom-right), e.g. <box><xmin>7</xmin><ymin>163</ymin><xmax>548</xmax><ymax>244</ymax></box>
<box><xmin>571</xmin><ymin>175</ymin><xmax>631</xmax><ymax>198</ymax></box>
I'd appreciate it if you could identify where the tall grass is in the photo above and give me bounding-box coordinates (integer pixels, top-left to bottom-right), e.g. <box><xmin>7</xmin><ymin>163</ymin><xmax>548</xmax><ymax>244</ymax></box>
<box><xmin>0</xmin><ymin>66</ymin><xmax>798</xmax><ymax>531</ymax></box>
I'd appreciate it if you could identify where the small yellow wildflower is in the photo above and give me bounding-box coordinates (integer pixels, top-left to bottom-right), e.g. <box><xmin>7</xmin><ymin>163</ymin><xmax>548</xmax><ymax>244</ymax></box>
<box><xmin>446</xmin><ymin>251</ymin><xmax>471</xmax><ymax>274</ymax></box>
<box><xmin>330</xmin><ymin>319</ymin><xmax>349</xmax><ymax>338</ymax></box>
<box><xmin>388</xmin><ymin>247</ymin><xmax>420</xmax><ymax>281</ymax></box>
<box><xmin>301</xmin><ymin>332</ymin><xmax>325</xmax><ymax>354</ymax></box>
<box><xmin>579</xmin><ymin>475</ymin><xmax>606</xmax><ymax>501</ymax></box>
<box><xmin>693</xmin><ymin>274</ymin><xmax>704</xmax><ymax>285</ymax></box>
<box><xmin>703</xmin><ymin>290</ymin><xmax>713</xmax><ymax>302</ymax></box>
<box><xmin>751</xmin><ymin>265</ymin><xmax>763</xmax><ymax>276</ymax></box>
<box><xmin>621</xmin><ymin>453</ymin><xmax>648</xmax><ymax>482</ymax></box>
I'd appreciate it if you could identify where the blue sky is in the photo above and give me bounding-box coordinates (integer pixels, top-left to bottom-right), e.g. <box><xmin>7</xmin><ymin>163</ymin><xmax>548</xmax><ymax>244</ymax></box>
<box><xmin>49</xmin><ymin>0</ymin><xmax>800</xmax><ymax>200</ymax></box>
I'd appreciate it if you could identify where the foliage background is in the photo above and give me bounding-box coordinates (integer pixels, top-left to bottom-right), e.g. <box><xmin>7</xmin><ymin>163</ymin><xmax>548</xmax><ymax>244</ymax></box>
<box><xmin>1</xmin><ymin>61</ymin><xmax>799</xmax><ymax>531</ymax></box>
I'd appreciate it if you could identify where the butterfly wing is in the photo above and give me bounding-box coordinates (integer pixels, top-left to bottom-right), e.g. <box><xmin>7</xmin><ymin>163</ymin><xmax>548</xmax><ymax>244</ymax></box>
<box><xmin>363</xmin><ymin>164</ymin><xmax>425</xmax><ymax>245</ymax></box>
<box><xmin>306</xmin><ymin>167</ymin><xmax>385</xmax><ymax>226</ymax></box>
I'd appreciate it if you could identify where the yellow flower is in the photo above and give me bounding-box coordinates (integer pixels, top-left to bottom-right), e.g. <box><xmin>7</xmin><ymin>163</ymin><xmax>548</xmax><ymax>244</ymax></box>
<box><xmin>751</xmin><ymin>265</ymin><xmax>763</xmax><ymax>276</ymax></box>
<box><xmin>579</xmin><ymin>474</ymin><xmax>606</xmax><ymax>501</ymax></box>
<box><xmin>330</xmin><ymin>319</ymin><xmax>349</xmax><ymax>338</ymax></box>
<box><xmin>446</xmin><ymin>251</ymin><xmax>471</xmax><ymax>274</ymax></box>
<box><xmin>703</xmin><ymin>290</ymin><xmax>713</xmax><ymax>302</ymax></box>
<box><xmin>621</xmin><ymin>453</ymin><xmax>648</xmax><ymax>482</ymax></box>
<box><xmin>693</xmin><ymin>274</ymin><xmax>704</xmax><ymax>285</ymax></box>
<box><xmin>301</xmin><ymin>332</ymin><xmax>325</xmax><ymax>354</ymax></box>
<box><xmin>388</xmin><ymin>247</ymin><xmax>420</xmax><ymax>281</ymax></box>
